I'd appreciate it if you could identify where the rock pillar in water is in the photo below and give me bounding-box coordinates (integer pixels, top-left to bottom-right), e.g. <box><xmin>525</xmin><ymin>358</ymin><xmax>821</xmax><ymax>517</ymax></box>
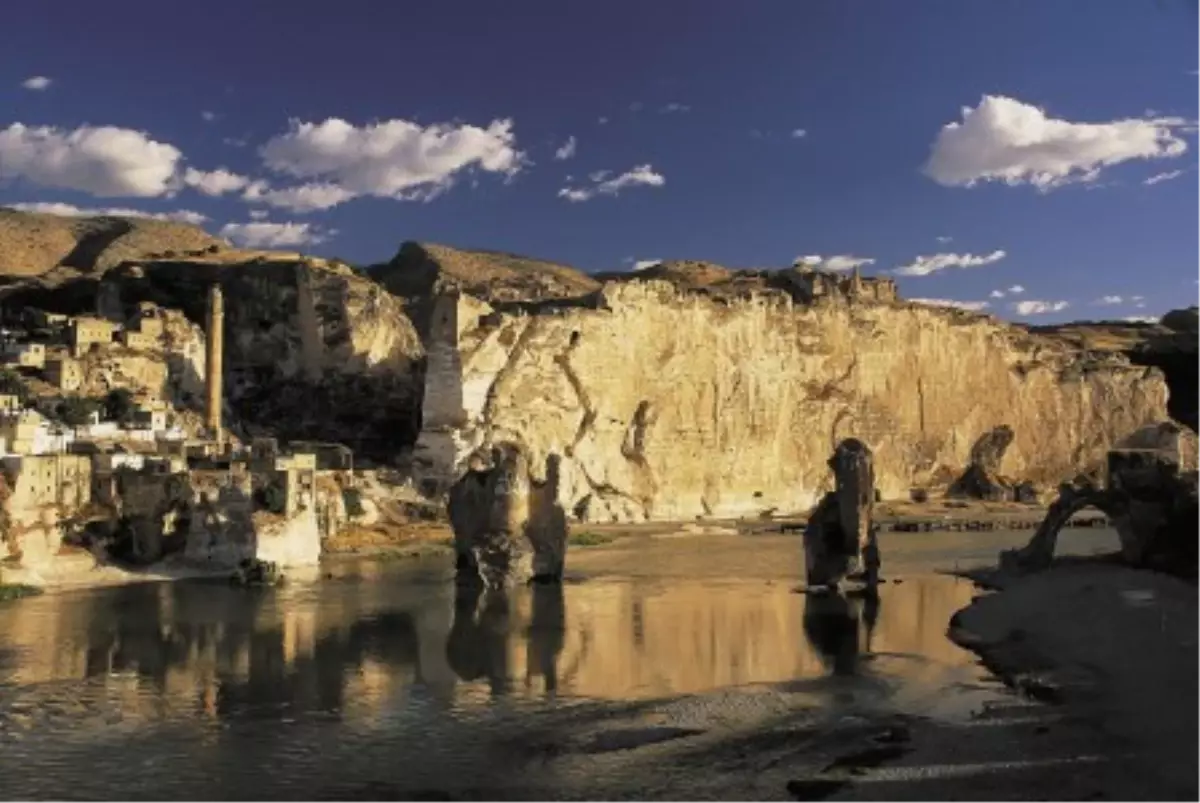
<box><xmin>803</xmin><ymin>438</ymin><xmax>880</xmax><ymax>589</ymax></box>
<box><xmin>447</xmin><ymin>442</ymin><xmax>568</xmax><ymax>589</ymax></box>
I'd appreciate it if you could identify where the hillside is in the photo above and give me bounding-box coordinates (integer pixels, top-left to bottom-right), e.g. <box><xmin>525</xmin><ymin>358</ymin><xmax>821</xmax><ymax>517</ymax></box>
<box><xmin>0</xmin><ymin>207</ymin><xmax>226</xmax><ymax>281</ymax></box>
<box><xmin>372</xmin><ymin>241</ymin><xmax>601</xmax><ymax>302</ymax></box>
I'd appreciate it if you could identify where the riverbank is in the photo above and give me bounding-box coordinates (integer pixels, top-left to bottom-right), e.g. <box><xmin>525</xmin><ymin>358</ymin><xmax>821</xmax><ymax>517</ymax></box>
<box><xmin>945</xmin><ymin>559</ymin><xmax>1198</xmax><ymax>800</ymax></box>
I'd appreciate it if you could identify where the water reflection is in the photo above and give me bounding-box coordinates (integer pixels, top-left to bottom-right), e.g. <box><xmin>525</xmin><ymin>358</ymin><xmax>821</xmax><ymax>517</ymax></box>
<box><xmin>801</xmin><ymin>589</ymin><xmax>879</xmax><ymax>676</ymax></box>
<box><xmin>0</xmin><ymin>568</ymin><xmax>983</xmax><ymax>718</ymax></box>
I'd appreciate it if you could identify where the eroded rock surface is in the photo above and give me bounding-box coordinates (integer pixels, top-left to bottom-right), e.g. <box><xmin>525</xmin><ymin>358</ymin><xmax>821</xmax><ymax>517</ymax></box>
<box><xmin>416</xmin><ymin>281</ymin><xmax>1168</xmax><ymax>523</ymax></box>
<box><xmin>447</xmin><ymin>442</ymin><xmax>568</xmax><ymax>589</ymax></box>
<box><xmin>803</xmin><ymin>439</ymin><xmax>881</xmax><ymax>588</ymax></box>
<box><xmin>1003</xmin><ymin>424</ymin><xmax>1199</xmax><ymax>579</ymax></box>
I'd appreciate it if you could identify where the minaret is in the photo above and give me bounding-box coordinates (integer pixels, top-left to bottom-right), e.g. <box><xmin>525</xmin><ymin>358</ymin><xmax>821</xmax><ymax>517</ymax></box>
<box><xmin>205</xmin><ymin>283</ymin><xmax>224</xmax><ymax>443</ymax></box>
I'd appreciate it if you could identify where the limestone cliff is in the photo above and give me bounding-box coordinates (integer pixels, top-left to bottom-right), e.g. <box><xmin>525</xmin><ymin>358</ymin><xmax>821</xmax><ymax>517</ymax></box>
<box><xmin>414</xmin><ymin>281</ymin><xmax>1167</xmax><ymax>522</ymax></box>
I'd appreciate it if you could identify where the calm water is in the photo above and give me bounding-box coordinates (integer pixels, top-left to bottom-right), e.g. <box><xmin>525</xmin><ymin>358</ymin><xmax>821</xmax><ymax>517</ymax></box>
<box><xmin>0</xmin><ymin>530</ymin><xmax>1119</xmax><ymax>800</ymax></box>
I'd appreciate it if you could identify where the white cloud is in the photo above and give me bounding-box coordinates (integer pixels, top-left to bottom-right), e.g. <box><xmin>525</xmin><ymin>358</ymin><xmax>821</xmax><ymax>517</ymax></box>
<box><xmin>790</xmin><ymin>129</ymin><xmax>807</xmax><ymax>139</ymax></box>
<box><xmin>557</xmin><ymin>164</ymin><xmax>664</xmax><ymax>202</ymax></box>
<box><xmin>1122</xmin><ymin>315</ymin><xmax>1159</xmax><ymax>323</ymax></box>
<box><xmin>257</xmin><ymin>116</ymin><xmax>525</xmax><ymax>210</ymax></box>
<box><xmin>924</xmin><ymin>95</ymin><xmax>1188</xmax><ymax>191</ymax></box>
<box><xmin>597</xmin><ymin>116</ymin><xmax>609</xmax><ymax>125</ymax></box>
<box><xmin>794</xmin><ymin>254</ymin><xmax>876</xmax><ymax>272</ymax></box>
<box><xmin>223</xmin><ymin>137</ymin><xmax>248</xmax><ymax>148</ymax></box>
<box><xmin>218</xmin><ymin>221</ymin><xmax>334</xmax><ymax>248</ymax></box>
<box><xmin>201</xmin><ymin>110</ymin><xmax>217</xmax><ymax>123</ymax></box>
<box><xmin>0</xmin><ymin>123</ymin><xmax>182</xmax><ymax>197</ymax></box>
<box><xmin>633</xmin><ymin>259</ymin><xmax>661</xmax><ymax>271</ymax></box>
<box><xmin>1143</xmin><ymin>169</ymin><xmax>1184</xmax><ymax>185</ymax></box>
<box><xmin>911</xmin><ymin>297</ymin><xmax>991</xmax><ymax>312</ymax></box>
<box><xmin>990</xmin><ymin>289</ymin><xmax>1006</xmax><ymax>298</ymax></box>
<box><xmin>936</xmin><ymin>235</ymin><xmax>953</xmax><ymax>244</ymax></box>
<box><xmin>554</xmin><ymin>136</ymin><xmax>577</xmax><ymax>161</ymax></box>
<box><xmin>893</xmin><ymin>249</ymin><xmax>1007</xmax><ymax>277</ymax></box>
<box><xmin>248</xmin><ymin>209</ymin><xmax>269</xmax><ymax>220</ymax></box>
<box><xmin>660</xmin><ymin>103</ymin><xmax>690</xmax><ymax>114</ymax></box>
<box><xmin>1008</xmin><ymin>284</ymin><xmax>1025</xmax><ymax>294</ymax></box>
<box><xmin>241</xmin><ymin>179</ymin><xmax>356</xmax><ymax>212</ymax></box>
<box><xmin>183</xmin><ymin>167</ymin><xmax>249</xmax><ymax>196</ymax></box>
<box><xmin>1094</xmin><ymin>295</ymin><xmax>1125</xmax><ymax>305</ymax></box>
<box><xmin>21</xmin><ymin>76</ymin><xmax>52</xmax><ymax>91</ymax></box>
<box><xmin>1012</xmin><ymin>299</ymin><xmax>1070</xmax><ymax>315</ymax></box>
<box><xmin>7</xmin><ymin>201</ymin><xmax>207</xmax><ymax>225</ymax></box>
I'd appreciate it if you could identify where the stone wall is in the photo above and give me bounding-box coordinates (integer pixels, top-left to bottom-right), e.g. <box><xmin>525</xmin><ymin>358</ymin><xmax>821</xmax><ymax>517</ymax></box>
<box><xmin>0</xmin><ymin>454</ymin><xmax>93</xmax><ymax>566</ymax></box>
<box><xmin>414</xmin><ymin>281</ymin><xmax>1167</xmax><ymax>523</ymax></box>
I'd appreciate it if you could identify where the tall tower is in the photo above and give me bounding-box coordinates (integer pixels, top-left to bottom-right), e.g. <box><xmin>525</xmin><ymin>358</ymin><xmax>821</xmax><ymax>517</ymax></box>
<box><xmin>205</xmin><ymin>283</ymin><xmax>224</xmax><ymax>443</ymax></box>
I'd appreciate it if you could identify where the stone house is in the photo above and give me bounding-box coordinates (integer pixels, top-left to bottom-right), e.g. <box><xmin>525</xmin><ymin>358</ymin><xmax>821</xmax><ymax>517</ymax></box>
<box><xmin>45</xmin><ymin>357</ymin><xmax>83</xmax><ymax>392</ymax></box>
<box><xmin>69</xmin><ymin>317</ymin><xmax>117</xmax><ymax>357</ymax></box>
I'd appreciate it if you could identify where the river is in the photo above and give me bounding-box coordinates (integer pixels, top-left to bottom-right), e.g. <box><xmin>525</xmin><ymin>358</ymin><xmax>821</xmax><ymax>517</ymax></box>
<box><xmin>0</xmin><ymin>528</ymin><xmax>1120</xmax><ymax>800</ymax></box>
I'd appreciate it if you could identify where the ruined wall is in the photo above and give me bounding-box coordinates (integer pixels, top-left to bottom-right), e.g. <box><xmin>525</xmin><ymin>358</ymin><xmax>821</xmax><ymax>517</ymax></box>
<box><xmin>414</xmin><ymin>282</ymin><xmax>1167</xmax><ymax>522</ymax></box>
<box><xmin>0</xmin><ymin>455</ymin><xmax>93</xmax><ymax>567</ymax></box>
<box><xmin>182</xmin><ymin>469</ymin><xmax>321</xmax><ymax>568</ymax></box>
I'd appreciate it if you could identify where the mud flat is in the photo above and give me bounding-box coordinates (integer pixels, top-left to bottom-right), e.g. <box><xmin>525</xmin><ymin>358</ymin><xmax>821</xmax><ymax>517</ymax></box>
<box><xmin>945</xmin><ymin>560</ymin><xmax>1198</xmax><ymax>801</ymax></box>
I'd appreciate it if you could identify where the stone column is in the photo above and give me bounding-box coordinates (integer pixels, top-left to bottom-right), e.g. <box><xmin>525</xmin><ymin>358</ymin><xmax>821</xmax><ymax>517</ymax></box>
<box><xmin>205</xmin><ymin>283</ymin><xmax>224</xmax><ymax>444</ymax></box>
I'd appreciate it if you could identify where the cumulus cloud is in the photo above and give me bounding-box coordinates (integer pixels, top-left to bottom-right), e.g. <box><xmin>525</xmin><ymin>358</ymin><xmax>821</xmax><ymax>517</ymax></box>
<box><xmin>248</xmin><ymin>209</ymin><xmax>269</xmax><ymax>220</ymax></box>
<box><xmin>241</xmin><ymin>179</ymin><xmax>356</xmax><ymax>212</ymax></box>
<box><xmin>1009</xmin><ymin>284</ymin><xmax>1025</xmax><ymax>294</ymax></box>
<box><xmin>633</xmin><ymin>259</ymin><xmax>661</xmax><ymax>271</ymax></box>
<box><xmin>936</xmin><ymin>235</ymin><xmax>953</xmax><ymax>244</ymax></box>
<box><xmin>794</xmin><ymin>254</ymin><xmax>876</xmax><ymax>272</ymax></box>
<box><xmin>924</xmin><ymin>95</ymin><xmax>1188</xmax><ymax>191</ymax></box>
<box><xmin>183</xmin><ymin>167</ymin><xmax>249</xmax><ymax>196</ymax></box>
<box><xmin>790</xmin><ymin>129</ymin><xmax>807</xmax><ymax>139</ymax></box>
<box><xmin>1094</xmin><ymin>295</ymin><xmax>1125</xmax><ymax>305</ymax></box>
<box><xmin>1012</xmin><ymin>299</ymin><xmax>1070</xmax><ymax>315</ymax></box>
<box><xmin>911</xmin><ymin>298</ymin><xmax>991</xmax><ymax>312</ymax></box>
<box><xmin>21</xmin><ymin>76</ymin><xmax>52</xmax><ymax>91</ymax></box>
<box><xmin>1143</xmin><ymin>169</ymin><xmax>1184</xmax><ymax>185</ymax></box>
<box><xmin>1122</xmin><ymin>315</ymin><xmax>1159</xmax><ymax>323</ymax></box>
<box><xmin>557</xmin><ymin>164</ymin><xmax>664</xmax><ymax>202</ymax></box>
<box><xmin>256</xmin><ymin>116</ymin><xmax>525</xmax><ymax>210</ymax></box>
<box><xmin>893</xmin><ymin>249</ymin><xmax>1006</xmax><ymax>277</ymax></box>
<box><xmin>7</xmin><ymin>201</ymin><xmax>207</xmax><ymax>225</ymax></box>
<box><xmin>660</xmin><ymin>103</ymin><xmax>690</xmax><ymax>114</ymax></box>
<box><xmin>554</xmin><ymin>136</ymin><xmax>577</xmax><ymax>161</ymax></box>
<box><xmin>0</xmin><ymin>123</ymin><xmax>182</xmax><ymax>197</ymax></box>
<box><xmin>200</xmin><ymin>110</ymin><xmax>217</xmax><ymax>123</ymax></box>
<box><xmin>218</xmin><ymin>221</ymin><xmax>334</xmax><ymax>248</ymax></box>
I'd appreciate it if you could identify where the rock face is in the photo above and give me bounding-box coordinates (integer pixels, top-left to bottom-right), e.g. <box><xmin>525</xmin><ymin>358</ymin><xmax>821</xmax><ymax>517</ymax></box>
<box><xmin>415</xmin><ymin>281</ymin><xmax>1169</xmax><ymax>523</ymax></box>
<box><xmin>1003</xmin><ymin>423</ymin><xmax>1199</xmax><ymax>579</ymax></box>
<box><xmin>803</xmin><ymin>439</ymin><xmax>880</xmax><ymax>587</ymax></box>
<box><xmin>447</xmin><ymin>442</ymin><xmax>568</xmax><ymax>588</ymax></box>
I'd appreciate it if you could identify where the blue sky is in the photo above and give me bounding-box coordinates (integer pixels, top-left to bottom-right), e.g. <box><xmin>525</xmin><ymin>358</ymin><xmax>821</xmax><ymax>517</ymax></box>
<box><xmin>1</xmin><ymin>0</ymin><xmax>1197</xmax><ymax>322</ymax></box>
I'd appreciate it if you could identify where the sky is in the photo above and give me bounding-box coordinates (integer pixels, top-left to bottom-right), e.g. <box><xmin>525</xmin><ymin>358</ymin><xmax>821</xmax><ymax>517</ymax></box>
<box><xmin>1</xmin><ymin>0</ymin><xmax>1197</xmax><ymax>323</ymax></box>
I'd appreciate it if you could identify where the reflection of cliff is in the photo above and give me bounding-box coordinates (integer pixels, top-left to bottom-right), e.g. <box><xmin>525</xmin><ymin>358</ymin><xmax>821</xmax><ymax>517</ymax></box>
<box><xmin>444</xmin><ymin>576</ymin><xmax>979</xmax><ymax>700</ymax></box>
<box><xmin>0</xmin><ymin>570</ymin><xmax>982</xmax><ymax>721</ymax></box>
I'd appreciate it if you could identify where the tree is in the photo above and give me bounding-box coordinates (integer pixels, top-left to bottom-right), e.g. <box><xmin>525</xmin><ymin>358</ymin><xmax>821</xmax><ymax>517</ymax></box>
<box><xmin>104</xmin><ymin>388</ymin><xmax>137</xmax><ymax>424</ymax></box>
<box><xmin>0</xmin><ymin>369</ymin><xmax>27</xmax><ymax>404</ymax></box>
<box><xmin>57</xmin><ymin>395</ymin><xmax>101</xmax><ymax>427</ymax></box>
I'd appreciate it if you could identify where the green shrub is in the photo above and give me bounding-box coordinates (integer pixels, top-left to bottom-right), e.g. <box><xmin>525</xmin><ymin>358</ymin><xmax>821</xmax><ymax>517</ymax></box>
<box><xmin>568</xmin><ymin>530</ymin><xmax>617</xmax><ymax>548</ymax></box>
<box><xmin>57</xmin><ymin>395</ymin><xmax>101</xmax><ymax>427</ymax></box>
<box><xmin>104</xmin><ymin>388</ymin><xmax>137</xmax><ymax>424</ymax></box>
<box><xmin>254</xmin><ymin>484</ymin><xmax>287</xmax><ymax>515</ymax></box>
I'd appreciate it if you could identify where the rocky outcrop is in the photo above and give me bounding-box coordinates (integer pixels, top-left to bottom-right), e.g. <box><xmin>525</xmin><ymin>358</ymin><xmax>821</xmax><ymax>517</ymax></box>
<box><xmin>447</xmin><ymin>442</ymin><xmax>568</xmax><ymax>588</ymax></box>
<box><xmin>415</xmin><ymin>281</ymin><xmax>1168</xmax><ymax>523</ymax></box>
<box><xmin>1002</xmin><ymin>423</ymin><xmax>1199</xmax><ymax>579</ymax></box>
<box><xmin>803</xmin><ymin>439</ymin><xmax>880</xmax><ymax>587</ymax></box>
